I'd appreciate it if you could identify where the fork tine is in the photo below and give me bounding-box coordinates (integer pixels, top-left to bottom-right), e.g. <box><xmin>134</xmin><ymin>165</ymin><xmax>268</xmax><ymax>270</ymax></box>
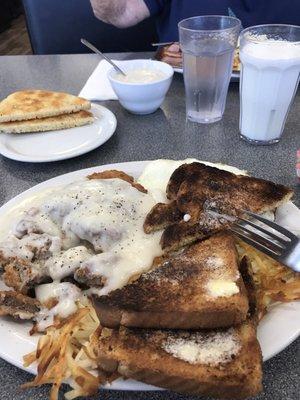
<box><xmin>234</xmin><ymin>222</ymin><xmax>285</xmax><ymax>250</ymax></box>
<box><xmin>230</xmin><ymin>226</ymin><xmax>281</xmax><ymax>258</ymax></box>
<box><xmin>244</xmin><ymin>211</ymin><xmax>298</xmax><ymax>241</ymax></box>
<box><xmin>237</xmin><ymin>217</ymin><xmax>289</xmax><ymax>245</ymax></box>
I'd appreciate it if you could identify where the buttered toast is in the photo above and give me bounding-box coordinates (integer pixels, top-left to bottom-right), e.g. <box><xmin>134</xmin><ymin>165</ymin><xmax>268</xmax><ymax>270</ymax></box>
<box><xmin>98</xmin><ymin>319</ymin><xmax>263</xmax><ymax>399</ymax></box>
<box><xmin>94</xmin><ymin>233</ymin><xmax>249</xmax><ymax>329</ymax></box>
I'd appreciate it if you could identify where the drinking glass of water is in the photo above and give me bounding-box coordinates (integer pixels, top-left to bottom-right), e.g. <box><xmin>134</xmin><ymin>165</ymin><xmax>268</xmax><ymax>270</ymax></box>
<box><xmin>178</xmin><ymin>16</ymin><xmax>241</xmax><ymax>124</ymax></box>
<box><xmin>239</xmin><ymin>24</ymin><xmax>300</xmax><ymax>145</ymax></box>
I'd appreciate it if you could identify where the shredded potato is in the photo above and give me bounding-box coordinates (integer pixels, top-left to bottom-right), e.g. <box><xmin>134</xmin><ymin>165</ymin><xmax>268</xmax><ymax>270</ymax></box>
<box><xmin>23</xmin><ymin>300</ymin><xmax>102</xmax><ymax>400</ymax></box>
<box><xmin>237</xmin><ymin>239</ymin><xmax>300</xmax><ymax>317</ymax></box>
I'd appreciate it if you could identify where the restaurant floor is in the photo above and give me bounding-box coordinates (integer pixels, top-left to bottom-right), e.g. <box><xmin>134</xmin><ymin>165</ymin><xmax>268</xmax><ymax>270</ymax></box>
<box><xmin>0</xmin><ymin>14</ymin><xmax>32</xmax><ymax>55</ymax></box>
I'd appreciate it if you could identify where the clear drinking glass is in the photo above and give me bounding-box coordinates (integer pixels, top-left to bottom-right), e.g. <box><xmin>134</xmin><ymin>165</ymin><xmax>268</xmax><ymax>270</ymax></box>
<box><xmin>239</xmin><ymin>24</ymin><xmax>300</xmax><ymax>145</ymax></box>
<box><xmin>178</xmin><ymin>16</ymin><xmax>241</xmax><ymax>124</ymax></box>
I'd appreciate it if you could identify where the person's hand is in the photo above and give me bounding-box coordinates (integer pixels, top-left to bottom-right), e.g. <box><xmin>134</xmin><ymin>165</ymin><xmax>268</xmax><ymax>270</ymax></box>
<box><xmin>90</xmin><ymin>0</ymin><xmax>150</xmax><ymax>28</ymax></box>
<box><xmin>90</xmin><ymin>0</ymin><xmax>125</xmax><ymax>24</ymax></box>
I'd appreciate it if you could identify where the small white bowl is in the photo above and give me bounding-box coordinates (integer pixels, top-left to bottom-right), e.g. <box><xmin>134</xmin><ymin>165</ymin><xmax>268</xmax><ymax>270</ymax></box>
<box><xmin>108</xmin><ymin>59</ymin><xmax>174</xmax><ymax>115</ymax></box>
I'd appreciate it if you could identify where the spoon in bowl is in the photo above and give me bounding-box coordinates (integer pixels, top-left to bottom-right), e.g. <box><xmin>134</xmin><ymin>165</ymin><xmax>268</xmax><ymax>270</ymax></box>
<box><xmin>80</xmin><ymin>38</ymin><xmax>127</xmax><ymax>76</ymax></box>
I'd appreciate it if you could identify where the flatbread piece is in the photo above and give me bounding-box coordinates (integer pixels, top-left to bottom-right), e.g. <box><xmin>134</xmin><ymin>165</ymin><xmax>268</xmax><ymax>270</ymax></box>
<box><xmin>0</xmin><ymin>110</ymin><xmax>94</xmax><ymax>133</ymax></box>
<box><xmin>0</xmin><ymin>90</ymin><xmax>91</xmax><ymax>123</ymax></box>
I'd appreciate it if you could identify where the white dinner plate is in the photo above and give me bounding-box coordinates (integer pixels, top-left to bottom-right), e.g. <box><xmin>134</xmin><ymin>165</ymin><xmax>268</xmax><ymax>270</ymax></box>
<box><xmin>0</xmin><ymin>104</ymin><xmax>117</xmax><ymax>163</ymax></box>
<box><xmin>174</xmin><ymin>67</ymin><xmax>240</xmax><ymax>81</ymax></box>
<box><xmin>0</xmin><ymin>160</ymin><xmax>299</xmax><ymax>392</ymax></box>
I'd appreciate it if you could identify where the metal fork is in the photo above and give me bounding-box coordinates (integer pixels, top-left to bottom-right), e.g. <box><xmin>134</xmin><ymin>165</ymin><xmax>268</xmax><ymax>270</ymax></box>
<box><xmin>151</xmin><ymin>41</ymin><xmax>175</xmax><ymax>47</ymax></box>
<box><xmin>229</xmin><ymin>210</ymin><xmax>300</xmax><ymax>272</ymax></box>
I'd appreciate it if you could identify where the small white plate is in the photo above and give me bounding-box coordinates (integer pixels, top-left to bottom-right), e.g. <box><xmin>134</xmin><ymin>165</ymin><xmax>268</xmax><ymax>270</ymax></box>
<box><xmin>0</xmin><ymin>104</ymin><xmax>117</xmax><ymax>163</ymax></box>
<box><xmin>0</xmin><ymin>160</ymin><xmax>299</xmax><ymax>392</ymax></box>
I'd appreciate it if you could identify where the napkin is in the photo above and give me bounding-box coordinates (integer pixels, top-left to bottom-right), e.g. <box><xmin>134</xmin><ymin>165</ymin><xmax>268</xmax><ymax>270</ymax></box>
<box><xmin>79</xmin><ymin>60</ymin><xmax>126</xmax><ymax>101</ymax></box>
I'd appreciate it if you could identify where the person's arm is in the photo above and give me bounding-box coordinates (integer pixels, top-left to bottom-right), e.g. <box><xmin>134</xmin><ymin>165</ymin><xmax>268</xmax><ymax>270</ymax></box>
<box><xmin>90</xmin><ymin>0</ymin><xmax>150</xmax><ymax>28</ymax></box>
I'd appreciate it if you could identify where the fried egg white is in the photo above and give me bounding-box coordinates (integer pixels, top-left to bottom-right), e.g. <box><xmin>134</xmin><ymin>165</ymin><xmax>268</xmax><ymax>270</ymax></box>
<box><xmin>137</xmin><ymin>159</ymin><xmax>247</xmax><ymax>203</ymax></box>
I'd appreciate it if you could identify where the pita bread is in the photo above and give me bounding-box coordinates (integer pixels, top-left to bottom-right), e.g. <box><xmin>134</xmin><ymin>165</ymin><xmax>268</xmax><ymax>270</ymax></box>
<box><xmin>0</xmin><ymin>90</ymin><xmax>91</xmax><ymax>123</ymax></box>
<box><xmin>0</xmin><ymin>110</ymin><xmax>94</xmax><ymax>133</ymax></box>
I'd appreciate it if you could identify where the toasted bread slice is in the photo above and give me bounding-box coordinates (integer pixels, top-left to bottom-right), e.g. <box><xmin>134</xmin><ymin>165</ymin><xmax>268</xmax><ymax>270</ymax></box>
<box><xmin>149</xmin><ymin>211</ymin><xmax>232</xmax><ymax>252</ymax></box>
<box><xmin>0</xmin><ymin>110</ymin><xmax>94</xmax><ymax>133</ymax></box>
<box><xmin>239</xmin><ymin>256</ymin><xmax>258</xmax><ymax>317</ymax></box>
<box><xmin>171</xmin><ymin>163</ymin><xmax>293</xmax><ymax>217</ymax></box>
<box><xmin>98</xmin><ymin>319</ymin><xmax>262</xmax><ymax>399</ymax></box>
<box><xmin>93</xmin><ymin>233</ymin><xmax>249</xmax><ymax>329</ymax></box>
<box><xmin>0</xmin><ymin>90</ymin><xmax>91</xmax><ymax>123</ymax></box>
<box><xmin>145</xmin><ymin>162</ymin><xmax>293</xmax><ymax>251</ymax></box>
<box><xmin>143</xmin><ymin>201</ymin><xmax>183</xmax><ymax>233</ymax></box>
<box><xmin>0</xmin><ymin>290</ymin><xmax>40</xmax><ymax>320</ymax></box>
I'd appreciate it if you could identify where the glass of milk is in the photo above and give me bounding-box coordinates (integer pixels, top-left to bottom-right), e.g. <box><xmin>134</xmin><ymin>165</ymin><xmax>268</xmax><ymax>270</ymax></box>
<box><xmin>179</xmin><ymin>16</ymin><xmax>241</xmax><ymax>124</ymax></box>
<box><xmin>239</xmin><ymin>24</ymin><xmax>300</xmax><ymax>144</ymax></box>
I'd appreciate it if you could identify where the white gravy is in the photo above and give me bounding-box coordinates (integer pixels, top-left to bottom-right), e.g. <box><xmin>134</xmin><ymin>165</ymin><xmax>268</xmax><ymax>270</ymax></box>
<box><xmin>0</xmin><ymin>177</ymin><xmax>162</xmax><ymax>329</ymax></box>
<box><xmin>0</xmin><ymin>159</ymin><xmax>269</xmax><ymax>331</ymax></box>
<box><xmin>113</xmin><ymin>68</ymin><xmax>167</xmax><ymax>83</ymax></box>
<box><xmin>35</xmin><ymin>282</ymin><xmax>82</xmax><ymax>331</ymax></box>
<box><xmin>45</xmin><ymin>246</ymin><xmax>92</xmax><ymax>281</ymax></box>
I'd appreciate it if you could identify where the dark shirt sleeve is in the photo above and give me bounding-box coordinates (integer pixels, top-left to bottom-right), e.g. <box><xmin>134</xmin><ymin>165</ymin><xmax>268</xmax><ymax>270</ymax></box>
<box><xmin>143</xmin><ymin>0</ymin><xmax>167</xmax><ymax>16</ymax></box>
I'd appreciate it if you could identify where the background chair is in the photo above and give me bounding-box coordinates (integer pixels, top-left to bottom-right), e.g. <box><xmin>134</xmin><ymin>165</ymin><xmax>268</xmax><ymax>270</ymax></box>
<box><xmin>0</xmin><ymin>0</ymin><xmax>23</xmax><ymax>33</ymax></box>
<box><xmin>22</xmin><ymin>0</ymin><xmax>158</xmax><ymax>54</ymax></box>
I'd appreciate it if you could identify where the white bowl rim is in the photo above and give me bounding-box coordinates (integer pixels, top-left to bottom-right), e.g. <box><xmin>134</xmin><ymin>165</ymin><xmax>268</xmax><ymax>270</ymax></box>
<box><xmin>107</xmin><ymin>59</ymin><xmax>174</xmax><ymax>86</ymax></box>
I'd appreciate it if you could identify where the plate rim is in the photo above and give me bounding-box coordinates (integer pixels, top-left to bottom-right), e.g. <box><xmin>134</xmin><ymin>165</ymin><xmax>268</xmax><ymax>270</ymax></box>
<box><xmin>0</xmin><ymin>159</ymin><xmax>299</xmax><ymax>392</ymax></box>
<box><xmin>0</xmin><ymin>103</ymin><xmax>117</xmax><ymax>163</ymax></box>
<box><xmin>173</xmin><ymin>67</ymin><xmax>240</xmax><ymax>81</ymax></box>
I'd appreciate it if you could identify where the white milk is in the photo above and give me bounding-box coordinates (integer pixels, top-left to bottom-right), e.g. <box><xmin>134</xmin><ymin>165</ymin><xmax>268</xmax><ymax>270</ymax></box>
<box><xmin>239</xmin><ymin>40</ymin><xmax>300</xmax><ymax>143</ymax></box>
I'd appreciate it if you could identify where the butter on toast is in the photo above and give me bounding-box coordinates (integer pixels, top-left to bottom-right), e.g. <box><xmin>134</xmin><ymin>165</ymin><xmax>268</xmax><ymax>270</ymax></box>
<box><xmin>144</xmin><ymin>162</ymin><xmax>293</xmax><ymax>251</ymax></box>
<box><xmin>93</xmin><ymin>233</ymin><xmax>249</xmax><ymax>329</ymax></box>
<box><xmin>98</xmin><ymin>319</ymin><xmax>262</xmax><ymax>399</ymax></box>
